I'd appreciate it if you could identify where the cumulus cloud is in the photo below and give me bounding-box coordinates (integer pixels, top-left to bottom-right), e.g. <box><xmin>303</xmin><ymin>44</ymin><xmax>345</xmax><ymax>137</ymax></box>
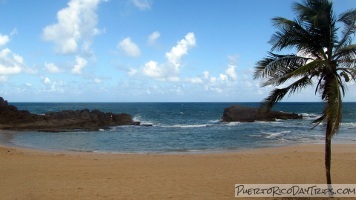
<box><xmin>44</xmin><ymin>77</ymin><xmax>51</xmax><ymax>84</ymax></box>
<box><xmin>225</xmin><ymin>64</ymin><xmax>237</xmax><ymax>80</ymax></box>
<box><xmin>148</xmin><ymin>31</ymin><xmax>160</xmax><ymax>45</ymax></box>
<box><xmin>0</xmin><ymin>31</ymin><xmax>27</xmax><ymax>81</ymax></box>
<box><xmin>131</xmin><ymin>0</ymin><xmax>151</xmax><ymax>10</ymax></box>
<box><xmin>0</xmin><ymin>33</ymin><xmax>9</xmax><ymax>47</ymax></box>
<box><xmin>219</xmin><ymin>73</ymin><xmax>228</xmax><ymax>81</ymax></box>
<box><xmin>118</xmin><ymin>37</ymin><xmax>141</xmax><ymax>57</ymax></box>
<box><xmin>0</xmin><ymin>48</ymin><xmax>23</xmax><ymax>75</ymax></box>
<box><xmin>41</xmin><ymin>77</ymin><xmax>65</xmax><ymax>93</ymax></box>
<box><xmin>71</xmin><ymin>56</ymin><xmax>88</xmax><ymax>74</ymax></box>
<box><xmin>42</xmin><ymin>0</ymin><xmax>103</xmax><ymax>55</ymax></box>
<box><xmin>45</xmin><ymin>62</ymin><xmax>61</xmax><ymax>73</ymax></box>
<box><xmin>142</xmin><ymin>32</ymin><xmax>196</xmax><ymax>81</ymax></box>
<box><xmin>166</xmin><ymin>32</ymin><xmax>196</xmax><ymax>68</ymax></box>
<box><xmin>142</xmin><ymin>60</ymin><xmax>162</xmax><ymax>78</ymax></box>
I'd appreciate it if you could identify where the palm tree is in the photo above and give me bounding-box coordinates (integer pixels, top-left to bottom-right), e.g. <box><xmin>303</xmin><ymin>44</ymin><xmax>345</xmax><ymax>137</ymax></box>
<box><xmin>254</xmin><ymin>0</ymin><xmax>355</xmax><ymax>185</ymax></box>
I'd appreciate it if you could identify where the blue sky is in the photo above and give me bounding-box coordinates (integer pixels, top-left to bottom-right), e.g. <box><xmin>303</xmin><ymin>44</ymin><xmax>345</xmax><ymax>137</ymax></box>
<box><xmin>0</xmin><ymin>0</ymin><xmax>355</xmax><ymax>102</ymax></box>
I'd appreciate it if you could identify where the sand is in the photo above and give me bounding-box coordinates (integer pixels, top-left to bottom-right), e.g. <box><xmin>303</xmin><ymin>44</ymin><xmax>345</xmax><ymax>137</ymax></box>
<box><xmin>1</xmin><ymin>143</ymin><xmax>356</xmax><ymax>200</ymax></box>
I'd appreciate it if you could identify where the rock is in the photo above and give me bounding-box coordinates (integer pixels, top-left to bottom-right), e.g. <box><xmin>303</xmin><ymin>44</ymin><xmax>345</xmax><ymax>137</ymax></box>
<box><xmin>222</xmin><ymin>105</ymin><xmax>302</xmax><ymax>122</ymax></box>
<box><xmin>0</xmin><ymin>97</ymin><xmax>139</xmax><ymax>131</ymax></box>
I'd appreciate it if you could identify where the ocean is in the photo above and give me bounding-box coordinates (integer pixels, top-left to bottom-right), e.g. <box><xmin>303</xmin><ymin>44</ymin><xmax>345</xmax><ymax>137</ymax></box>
<box><xmin>1</xmin><ymin>102</ymin><xmax>355</xmax><ymax>153</ymax></box>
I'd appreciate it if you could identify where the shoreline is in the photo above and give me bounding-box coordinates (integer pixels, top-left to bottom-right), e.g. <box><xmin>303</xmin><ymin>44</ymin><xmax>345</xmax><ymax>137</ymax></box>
<box><xmin>1</xmin><ymin>129</ymin><xmax>355</xmax><ymax>155</ymax></box>
<box><xmin>1</xmin><ymin>143</ymin><xmax>356</xmax><ymax>200</ymax></box>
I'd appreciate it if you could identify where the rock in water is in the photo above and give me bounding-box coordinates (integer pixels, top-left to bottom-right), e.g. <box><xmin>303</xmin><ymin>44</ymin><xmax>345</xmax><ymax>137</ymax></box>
<box><xmin>222</xmin><ymin>105</ymin><xmax>302</xmax><ymax>122</ymax></box>
<box><xmin>0</xmin><ymin>97</ymin><xmax>139</xmax><ymax>131</ymax></box>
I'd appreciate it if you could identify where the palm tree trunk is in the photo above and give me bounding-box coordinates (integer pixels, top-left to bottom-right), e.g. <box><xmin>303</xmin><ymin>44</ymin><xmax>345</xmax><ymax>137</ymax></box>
<box><xmin>325</xmin><ymin>122</ymin><xmax>332</xmax><ymax>185</ymax></box>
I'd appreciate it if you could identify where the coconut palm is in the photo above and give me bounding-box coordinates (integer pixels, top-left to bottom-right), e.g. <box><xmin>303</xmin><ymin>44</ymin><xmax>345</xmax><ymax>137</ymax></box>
<box><xmin>254</xmin><ymin>0</ymin><xmax>356</xmax><ymax>184</ymax></box>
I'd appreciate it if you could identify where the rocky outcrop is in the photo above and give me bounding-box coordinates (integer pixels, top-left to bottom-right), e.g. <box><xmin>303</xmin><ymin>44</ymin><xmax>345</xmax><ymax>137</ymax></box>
<box><xmin>0</xmin><ymin>97</ymin><xmax>139</xmax><ymax>132</ymax></box>
<box><xmin>222</xmin><ymin>105</ymin><xmax>302</xmax><ymax>122</ymax></box>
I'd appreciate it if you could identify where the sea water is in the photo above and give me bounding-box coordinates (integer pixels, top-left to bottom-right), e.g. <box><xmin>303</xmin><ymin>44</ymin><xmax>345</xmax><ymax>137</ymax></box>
<box><xmin>1</xmin><ymin>102</ymin><xmax>355</xmax><ymax>153</ymax></box>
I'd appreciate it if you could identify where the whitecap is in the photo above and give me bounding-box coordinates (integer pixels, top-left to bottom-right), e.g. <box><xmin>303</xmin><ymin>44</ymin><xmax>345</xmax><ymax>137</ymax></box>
<box><xmin>133</xmin><ymin>115</ymin><xmax>154</xmax><ymax>126</ymax></box>
<box><xmin>301</xmin><ymin>113</ymin><xmax>321</xmax><ymax>120</ymax></box>
<box><xmin>208</xmin><ymin>119</ymin><xmax>221</xmax><ymax>124</ymax></box>
<box><xmin>341</xmin><ymin>122</ymin><xmax>356</xmax><ymax>128</ymax></box>
<box><xmin>262</xmin><ymin>131</ymin><xmax>291</xmax><ymax>139</ymax></box>
<box><xmin>162</xmin><ymin>124</ymin><xmax>208</xmax><ymax>128</ymax></box>
<box><xmin>225</xmin><ymin>122</ymin><xmax>241</xmax><ymax>126</ymax></box>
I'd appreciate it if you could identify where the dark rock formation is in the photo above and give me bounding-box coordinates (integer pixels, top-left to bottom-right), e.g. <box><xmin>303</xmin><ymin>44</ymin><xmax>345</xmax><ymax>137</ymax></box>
<box><xmin>222</xmin><ymin>105</ymin><xmax>302</xmax><ymax>122</ymax></box>
<box><xmin>0</xmin><ymin>97</ymin><xmax>139</xmax><ymax>132</ymax></box>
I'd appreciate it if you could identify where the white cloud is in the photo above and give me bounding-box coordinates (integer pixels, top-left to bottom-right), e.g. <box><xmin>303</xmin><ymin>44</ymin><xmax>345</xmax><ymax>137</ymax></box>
<box><xmin>209</xmin><ymin>76</ymin><xmax>217</xmax><ymax>84</ymax></box>
<box><xmin>0</xmin><ymin>33</ymin><xmax>9</xmax><ymax>47</ymax></box>
<box><xmin>118</xmin><ymin>37</ymin><xmax>141</xmax><ymax>57</ymax></box>
<box><xmin>45</xmin><ymin>62</ymin><xmax>61</xmax><ymax>73</ymax></box>
<box><xmin>166</xmin><ymin>32</ymin><xmax>196</xmax><ymax>68</ymax></box>
<box><xmin>142</xmin><ymin>32</ymin><xmax>196</xmax><ymax>81</ymax></box>
<box><xmin>0</xmin><ymin>32</ymin><xmax>27</xmax><ymax>81</ymax></box>
<box><xmin>142</xmin><ymin>60</ymin><xmax>162</xmax><ymax>78</ymax></box>
<box><xmin>188</xmin><ymin>77</ymin><xmax>203</xmax><ymax>84</ymax></box>
<box><xmin>128</xmin><ymin>68</ymin><xmax>138</xmax><ymax>76</ymax></box>
<box><xmin>148</xmin><ymin>31</ymin><xmax>160</xmax><ymax>45</ymax></box>
<box><xmin>0</xmin><ymin>48</ymin><xmax>23</xmax><ymax>75</ymax></box>
<box><xmin>167</xmin><ymin>76</ymin><xmax>180</xmax><ymax>82</ymax></box>
<box><xmin>41</xmin><ymin>78</ymin><xmax>65</xmax><ymax>93</ymax></box>
<box><xmin>44</xmin><ymin>77</ymin><xmax>51</xmax><ymax>84</ymax></box>
<box><xmin>0</xmin><ymin>64</ymin><xmax>22</xmax><ymax>75</ymax></box>
<box><xmin>131</xmin><ymin>0</ymin><xmax>151</xmax><ymax>10</ymax></box>
<box><xmin>71</xmin><ymin>56</ymin><xmax>88</xmax><ymax>74</ymax></box>
<box><xmin>219</xmin><ymin>74</ymin><xmax>228</xmax><ymax>81</ymax></box>
<box><xmin>42</xmin><ymin>0</ymin><xmax>103</xmax><ymax>55</ymax></box>
<box><xmin>225</xmin><ymin>64</ymin><xmax>237</xmax><ymax>80</ymax></box>
<box><xmin>203</xmin><ymin>71</ymin><xmax>209</xmax><ymax>79</ymax></box>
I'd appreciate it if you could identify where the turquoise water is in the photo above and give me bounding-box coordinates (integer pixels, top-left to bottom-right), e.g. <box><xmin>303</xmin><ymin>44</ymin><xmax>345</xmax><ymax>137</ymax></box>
<box><xmin>1</xmin><ymin>102</ymin><xmax>355</xmax><ymax>153</ymax></box>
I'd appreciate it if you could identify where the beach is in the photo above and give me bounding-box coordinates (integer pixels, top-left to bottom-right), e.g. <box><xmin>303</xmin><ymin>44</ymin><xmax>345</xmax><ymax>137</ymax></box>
<box><xmin>1</xmin><ymin>144</ymin><xmax>356</xmax><ymax>200</ymax></box>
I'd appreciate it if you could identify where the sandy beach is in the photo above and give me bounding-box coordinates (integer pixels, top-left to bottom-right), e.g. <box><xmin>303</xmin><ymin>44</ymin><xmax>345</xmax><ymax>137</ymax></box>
<box><xmin>1</xmin><ymin>144</ymin><xmax>356</xmax><ymax>200</ymax></box>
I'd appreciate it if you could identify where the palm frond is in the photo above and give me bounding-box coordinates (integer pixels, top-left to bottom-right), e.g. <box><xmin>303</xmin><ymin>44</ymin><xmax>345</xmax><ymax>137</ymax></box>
<box><xmin>323</xmin><ymin>75</ymin><xmax>343</xmax><ymax>136</ymax></box>
<box><xmin>334</xmin><ymin>44</ymin><xmax>356</xmax><ymax>61</ymax></box>
<box><xmin>254</xmin><ymin>52</ymin><xmax>310</xmax><ymax>81</ymax></box>
<box><xmin>294</xmin><ymin>0</ymin><xmax>338</xmax><ymax>58</ymax></box>
<box><xmin>312</xmin><ymin>114</ymin><xmax>326</xmax><ymax>128</ymax></box>
<box><xmin>270</xmin><ymin>17</ymin><xmax>324</xmax><ymax>58</ymax></box>
<box><xmin>261</xmin><ymin>76</ymin><xmax>313</xmax><ymax>112</ymax></box>
<box><xmin>336</xmin><ymin>73</ymin><xmax>347</xmax><ymax>97</ymax></box>
<box><xmin>338</xmin><ymin>68</ymin><xmax>356</xmax><ymax>81</ymax></box>
<box><xmin>336</xmin><ymin>9</ymin><xmax>356</xmax><ymax>51</ymax></box>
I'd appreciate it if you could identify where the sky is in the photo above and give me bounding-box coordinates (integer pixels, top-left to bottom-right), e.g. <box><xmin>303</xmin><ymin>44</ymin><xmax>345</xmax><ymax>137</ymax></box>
<box><xmin>0</xmin><ymin>0</ymin><xmax>355</xmax><ymax>102</ymax></box>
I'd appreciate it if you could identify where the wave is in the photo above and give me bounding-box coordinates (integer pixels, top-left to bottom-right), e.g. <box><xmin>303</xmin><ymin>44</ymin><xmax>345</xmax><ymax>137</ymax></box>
<box><xmin>133</xmin><ymin>115</ymin><xmax>155</xmax><ymax>126</ymax></box>
<box><xmin>341</xmin><ymin>122</ymin><xmax>356</xmax><ymax>126</ymax></box>
<box><xmin>300</xmin><ymin>113</ymin><xmax>321</xmax><ymax>120</ymax></box>
<box><xmin>341</xmin><ymin>122</ymin><xmax>356</xmax><ymax>129</ymax></box>
<box><xmin>208</xmin><ymin>119</ymin><xmax>221</xmax><ymax>124</ymax></box>
<box><xmin>225</xmin><ymin>122</ymin><xmax>241</xmax><ymax>126</ymax></box>
<box><xmin>261</xmin><ymin>131</ymin><xmax>291</xmax><ymax>139</ymax></box>
<box><xmin>161</xmin><ymin>124</ymin><xmax>209</xmax><ymax>128</ymax></box>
